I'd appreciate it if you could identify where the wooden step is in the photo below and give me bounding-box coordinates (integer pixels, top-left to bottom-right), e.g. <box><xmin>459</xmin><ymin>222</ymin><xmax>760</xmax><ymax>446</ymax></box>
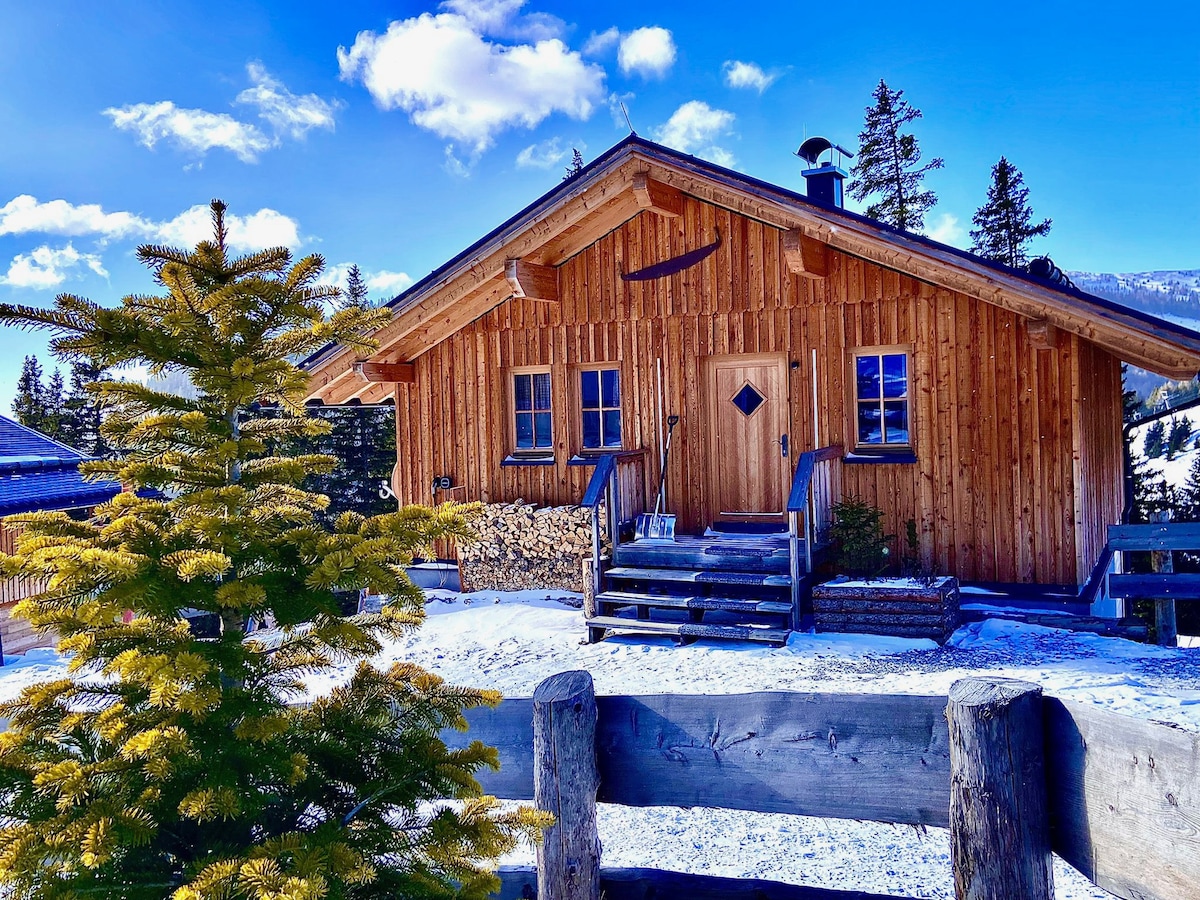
<box><xmin>585</xmin><ymin>615</ymin><xmax>790</xmax><ymax>644</ymax></box>
<box><xmin>597</xmin><ymin>590</ymin><xmax>791</xmax><ymax>616</ymax></box>
<box><xmin>605</xmin><ymin>566</ymin><xmax>791</xmax><ymax>588</ymax></box>
<box><xmin>613</xmin><ymin>538</ymin><xmax>792</xmax><ymax>574</ymax></box>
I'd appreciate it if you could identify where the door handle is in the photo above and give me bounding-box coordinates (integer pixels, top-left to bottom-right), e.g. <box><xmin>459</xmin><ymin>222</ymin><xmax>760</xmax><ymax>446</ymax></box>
<box><xmin>775</xmin><ymin>434</ymin><xmax>788</xmax><ymax>458</ymax></box>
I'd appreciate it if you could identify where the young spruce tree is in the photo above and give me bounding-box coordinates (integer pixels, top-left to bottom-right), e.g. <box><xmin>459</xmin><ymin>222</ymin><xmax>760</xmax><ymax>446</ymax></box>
<box><xmin>849</xmin><ymin>80</ymin><xmax>944</xmax><ymax>232</ymax></box>
<box><xmin>969</xmin><ymin>157</ymin><xmax>1051</xmax><ymax>267</ymax></box>
<box><xmin>12</xmin><ymin>354</ymin><xmax>46</xmax><ymax>430</ymax></box>
<box><xmin>0</xmin><ymin>201</ymin><xmax>545</xmax><ymax>899</ymax></box>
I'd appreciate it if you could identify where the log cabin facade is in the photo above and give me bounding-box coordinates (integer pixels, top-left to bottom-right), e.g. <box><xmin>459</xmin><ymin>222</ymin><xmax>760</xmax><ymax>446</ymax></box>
<box><xmin>303</xmin><ymin>136</ymin><xmax>1200</xmax><ymax>615</ymax></box>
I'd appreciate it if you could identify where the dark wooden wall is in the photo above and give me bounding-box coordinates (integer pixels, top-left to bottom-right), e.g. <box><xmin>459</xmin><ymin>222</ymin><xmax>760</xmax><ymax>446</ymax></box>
<box><xmin>393</xmin><ymin>196</ymin><xmax>1123</xmax><ymax>586</ymax></box>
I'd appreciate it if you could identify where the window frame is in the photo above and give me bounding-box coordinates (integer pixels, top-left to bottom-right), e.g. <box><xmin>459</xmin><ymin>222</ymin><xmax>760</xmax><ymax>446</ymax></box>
<box><xmin>572</xmin><ymin>362</ymin><xmax>625</xmax><ymax>455</ymax></box>
<box><xmin>508</xmin><ymin>365</ymin><xmax>556</xmax><ymax>459</ymax></box>
<box><xmin>847</xmin><ymin>344</ymin><xmax>915</xmax><ymax>456</ymax></box>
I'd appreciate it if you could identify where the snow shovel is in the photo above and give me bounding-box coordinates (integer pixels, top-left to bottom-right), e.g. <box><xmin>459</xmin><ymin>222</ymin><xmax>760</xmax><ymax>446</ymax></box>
<box><xmin>635</xmin><ymin>415</ymin><xmax>680</xmax><ymax>542</ymax></box>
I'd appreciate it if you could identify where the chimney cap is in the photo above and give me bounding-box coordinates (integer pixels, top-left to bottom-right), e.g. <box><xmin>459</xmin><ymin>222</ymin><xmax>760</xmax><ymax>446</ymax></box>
<box><xmin>796</xmin><ymin>136</ymin><xmax>854</xmax><ymax>166</ymax></box>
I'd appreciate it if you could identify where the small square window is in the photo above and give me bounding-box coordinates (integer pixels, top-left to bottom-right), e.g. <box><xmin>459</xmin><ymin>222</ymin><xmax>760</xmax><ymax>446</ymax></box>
<box><xmin>851</xmin><ymin>347</ymin><xmax>912</xmax><ymax>452</ymax></box>
<box><xmin>580</xmin><ymin>367</ymin><xmax>622</xmax><ymax>450</ymax></box>
<box><xmin>512</xmin><ymin>370</ymin><xmax>553</xmax><ymax>453</ymax></box>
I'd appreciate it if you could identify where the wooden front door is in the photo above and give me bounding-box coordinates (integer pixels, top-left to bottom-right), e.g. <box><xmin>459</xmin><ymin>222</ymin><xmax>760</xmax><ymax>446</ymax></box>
<box><xmin>705</xmin><ymin>353</ymin><xmax>790</xmax><ymax>521</ymax></box>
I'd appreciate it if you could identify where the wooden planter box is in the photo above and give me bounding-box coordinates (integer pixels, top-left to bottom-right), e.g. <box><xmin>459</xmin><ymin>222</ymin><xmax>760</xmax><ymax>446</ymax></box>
<box><xmin>811</xmin><ymin>576</ymin><xmax>960</xmax><ymax>643</ymax></box>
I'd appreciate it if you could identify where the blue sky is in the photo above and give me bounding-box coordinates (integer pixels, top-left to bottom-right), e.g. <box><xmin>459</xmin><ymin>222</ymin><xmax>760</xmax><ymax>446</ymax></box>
<box><xmin>2</xmin><ymin>0</ymin><xmax>1198</xmax><ymax>405</ymax></box>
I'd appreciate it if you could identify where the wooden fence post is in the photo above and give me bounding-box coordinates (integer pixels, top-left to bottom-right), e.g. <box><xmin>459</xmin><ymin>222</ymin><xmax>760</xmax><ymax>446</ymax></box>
<box><xmin>533</xmin><ymin>670</ymin><xmax>601</xmax><ymax>900</ymax></box>
<box><xmin>947</xmin><ymin>678</ymin><xmax>1053</xmax><ymax>900</ymax></box>
<box><xmin>1150</xmin><ymin>509</ymin><xmax>1178</xmax><ymax>647</ymax></box>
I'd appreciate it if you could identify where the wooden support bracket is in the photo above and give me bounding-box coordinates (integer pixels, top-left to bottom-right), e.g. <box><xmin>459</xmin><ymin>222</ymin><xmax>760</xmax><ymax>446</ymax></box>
<box><xmin>1025</xmin><ymin>318</ymin><xmax>1058</xmax><ymax>351</ymax></box>
<box><xmin>632</xmin><ymin>172</ymin><xmax>683</xmax><ymax>217</ymax></box>
<box><xmin>783</xmin><ymin>228</ymin><xmax>829</xmax><ymax>279</ymax></box>
<box><xmin>505</xmin><ymin>258</ymin><xmax>560</xmax><ymax>302</ymax></box>
<box><xmin>353</xmin><ymin>360</ymin><xmax>415</xmax><ymax>383</ymax></box>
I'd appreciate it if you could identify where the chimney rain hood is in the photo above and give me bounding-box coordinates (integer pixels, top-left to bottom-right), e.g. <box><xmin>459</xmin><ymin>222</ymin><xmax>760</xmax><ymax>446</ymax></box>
<box><xmin>796</xmin><ymin>137</ymin><xmax>853</xmax><ymax>208</ymax></box>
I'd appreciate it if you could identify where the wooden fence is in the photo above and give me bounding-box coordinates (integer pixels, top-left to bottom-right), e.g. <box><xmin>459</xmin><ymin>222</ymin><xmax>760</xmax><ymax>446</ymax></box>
<box><xmin>1107</xmin><ymin>519</ymin><xmax>1200</xmax><ymax>646</ymax></box>
<box><xmin>444</xmin><ymin>672</ymin><xmax>1200</xmax><ymax>900</ymax></box>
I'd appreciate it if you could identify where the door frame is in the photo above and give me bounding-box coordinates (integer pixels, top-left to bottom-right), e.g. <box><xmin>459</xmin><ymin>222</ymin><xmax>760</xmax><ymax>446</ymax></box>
<box><xmin>703</xmin><ymin>351</ymin><xmax>791</xmax><ymax>523</ymax></box>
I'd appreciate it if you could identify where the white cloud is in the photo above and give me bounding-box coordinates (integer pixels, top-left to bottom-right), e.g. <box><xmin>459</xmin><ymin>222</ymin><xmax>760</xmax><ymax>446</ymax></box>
<box><xmin>0</xmin><ymin>195</ymin><xmax>152</xmax><ymax>240</ymax></box>
<box><xmin>321</xmin><ymin>263</ymin><xmax>414</xmax><ymax>298</ymax></box>
<box><xmin>617</xmin><ymin>27</ymin><xmax>676</xmax><ymax>79</ymax></box>
<box><xmin>337</xmin><ymin>10</ymin><xmax>605</xmax><ymax>155</ymax></box>
<box><xmin>104</xmin><ymin>101</ymin><xmax>273</xmax><ymax>163</ymax></box>
<box><xmin>655</xmin><ymin>100</ymin><xmax>737</xmax><ymax>167</ymax></box>
<box><xmin>236</xmin><ymin>61</ymin><xmax>339</xmax><ymax>139</ymax></box>
<box><xmin>722</xmin><ymin>60</ymin><xmax>778</xmax><ymax>93</ymax></box>
<box><xmin>0</xmin><ymin>195</ymin><xmax>301</xmax><ymax>252</ymax></box>
<box><xmin>105</xmin><ymin>64</ymin><xmax>338</xmax><ymax>162</ymax></box>
<box><xmin>439</xmin><ymin>0</ymin><xmax>565</xmax><ymax>40</ymax></box>
<box><xmin>582</xmin><ymin>27</ymin><xmax>620</xmax><ymax>56</ymax></box>
<box><xmin>0</xmin><ymin>244</ymin><xmax>107</xmax><ymax>289</ymax></box>
<box><xmin>926</xmin><ymin>213</ymin><xmax>965</xmax><ymax>246</ymax></box>
<box><xmin>516</xmin><ymin>137</ymin><xmax>569</xmax><ymax>169</ymax></box>
<box><xmin>155</xmin><ymin>205</ymin><xmax>301</xmax><ymax>251</ymax></box>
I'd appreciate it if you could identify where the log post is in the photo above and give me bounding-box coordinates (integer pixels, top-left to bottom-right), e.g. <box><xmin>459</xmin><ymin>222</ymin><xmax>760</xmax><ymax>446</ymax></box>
<box><xmin>947</xmin><ymin>678</ymin><xmax>1053</xmax><ymax>900</ymax></box>
<box><xmin>1150</xmin><ymin>509</ymin><xmax>1178</xmax><ymax>647</ymax></box>
<box><xmin>533</xmin><ymin>671</ymin><xmax>601</xmax><ymax>900</ymax></box>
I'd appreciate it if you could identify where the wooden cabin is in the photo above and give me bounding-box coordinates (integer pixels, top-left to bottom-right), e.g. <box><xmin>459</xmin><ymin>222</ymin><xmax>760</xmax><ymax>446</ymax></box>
<box><xmin>0</xmin><ymin>414</ymin><xmax>122</xmax><ymax>656</ymax></box>
<box><xmin>303</xmin><ymin>136</ymin><xmax>1200</xmax><ymax>641</ymax></box>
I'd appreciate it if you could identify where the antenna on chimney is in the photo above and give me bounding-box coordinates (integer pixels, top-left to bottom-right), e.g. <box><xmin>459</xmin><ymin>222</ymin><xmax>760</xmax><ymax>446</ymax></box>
<box><xmin>620</xmin><ymin>101</ymin><xmax>636</xmax><ymax>136</ymax></box>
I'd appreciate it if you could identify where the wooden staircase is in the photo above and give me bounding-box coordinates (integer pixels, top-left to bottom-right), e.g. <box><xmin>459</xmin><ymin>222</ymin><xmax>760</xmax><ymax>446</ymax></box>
<box><xmin>586</xmin><ymin>533</ymin><xmax>805</xmax><ymax>645</ymax></box>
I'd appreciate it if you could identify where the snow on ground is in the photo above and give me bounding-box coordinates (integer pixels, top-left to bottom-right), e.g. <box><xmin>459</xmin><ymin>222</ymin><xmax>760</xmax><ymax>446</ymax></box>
<box><xmin>4</xmin><ymin>591</ymin><xmax>1199</xmax><ymax>898</ymax></box>
<box><xmin>1130</xmin><ymin>404</ymin><xmax>1200</xmax><ymax>488</ymax></box>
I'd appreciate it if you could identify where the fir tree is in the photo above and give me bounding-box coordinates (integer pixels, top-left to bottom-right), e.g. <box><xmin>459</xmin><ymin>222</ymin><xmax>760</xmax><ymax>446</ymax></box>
<box><xmin>969</xmin><ymin>157</ymin><xmax>1052</xmax><ymax>267</ymax></box>
<box><xmin>0</xmin><ymin>201</ymin><xmax>546</xmax><ymax>899</ymax></box>
<box><xmin>1144</xmin><ymin>420</ymin><xmax>1166</xmax><ymax>458</ymax></box>
<box><xmin>306</xmin><ymin>405</ymin><xmax>398</xmax><ymax>520</ymax></box>
<box><xmin>61</xmin><ymin>359</ymin><xmax>113</xmax><ymax>457</ymax></box>
<box><xmin>42</xmin><ymin>368</ymin><xmax>66</xmax><ymax>438</ymax></box>
<box><xmin>341</xmin><ymin>263</ymin><xmax>370</xmax><ymax>311</ymax></box>
<box><xmin>849</xmin><ymin>80</ymin><xmax>944</xmax><ymax>232</ymax></box>
<box><xmin>1168</xmin><ymin>417</ymin><xmax>1195</xmax><ymax>460</ymax></box>
<box><xmin>563</xmin><ymin>148</ymin><xmax>585</xmax><ymax>180</ymax></box>
<box><xmin>12</xmin><ymin>354</ymin><xmax>46</xmax><ymax>430</ymax></box>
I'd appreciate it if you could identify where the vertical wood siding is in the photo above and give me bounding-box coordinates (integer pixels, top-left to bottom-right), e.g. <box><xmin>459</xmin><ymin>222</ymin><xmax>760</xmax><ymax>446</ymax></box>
<box><xmin>391</xmin><ymin>196</ymin><xmax>1123</xmax><ymax>586</ymax></box>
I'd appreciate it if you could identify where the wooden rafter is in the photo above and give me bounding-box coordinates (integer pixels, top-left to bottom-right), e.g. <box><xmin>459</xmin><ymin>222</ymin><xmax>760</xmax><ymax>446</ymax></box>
<box><xmin>505</xmin><ymin>259</ymin><xmax>559</xmax><ymax>302</ymax></box>
<box><xmin>782</xmin><ymin>228</ymin><xmax>829</xmax><ymax>279</ymax></box>
<box><xmin>354</xmin><ymin>360</ymin><xmax>415</xmax><ymax>383</ymax></box>
<box><xmin>632</xmin><ymin>172</ymin><xmax>683</xmax><ymax>217</ymax></box>
<box><xmin>1026</xmin><ymin>319</ymin><xmax>1058</xmax><ymax>351</ymax></box>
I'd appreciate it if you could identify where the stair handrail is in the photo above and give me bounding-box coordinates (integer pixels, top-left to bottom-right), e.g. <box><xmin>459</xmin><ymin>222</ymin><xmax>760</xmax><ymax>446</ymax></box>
<box><xmin>786</xmin><ymin>445</ymin><xmax>842</xmax><ymax>628</ymax></box>
<box><xmin>581</xmin><ymin>454</ymin><xmax>619</xmax><ymax>601</ymax></box>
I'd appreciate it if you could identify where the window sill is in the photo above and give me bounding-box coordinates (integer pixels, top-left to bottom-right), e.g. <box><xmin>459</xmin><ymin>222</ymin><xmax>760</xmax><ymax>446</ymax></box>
<box><xmin>567</xmin><ymin>448</ymin><xmax>648</xmax><ymax>466</ymax></box>
<box><xmin>501</xmin><ymin>455</ymin><xmax>556</xmax><ymax>467</ymax></box>
<box><xmin>844</xmin><ymin>450</ymin><xmax>918</xmax><ymax>465</ymax></box>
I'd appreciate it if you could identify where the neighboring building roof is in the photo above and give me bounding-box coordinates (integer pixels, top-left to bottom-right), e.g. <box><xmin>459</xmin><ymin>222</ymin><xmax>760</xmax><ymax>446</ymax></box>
<box><xmin>0</xmin><ymin>415</ymin><xmax>121</xmax><ymax>516</ymax></box>
<box><xmin>303</xmin><ymin>135</ymin><xmax>1200</xmax><ymax>402</ymax></box>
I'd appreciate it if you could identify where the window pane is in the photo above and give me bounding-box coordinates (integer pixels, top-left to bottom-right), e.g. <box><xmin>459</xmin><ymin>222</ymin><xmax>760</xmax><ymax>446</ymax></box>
<box><xmin>601</xmin><ymin>369</ymin><xmax>620</xmax><ymax>408</ymax></box>
<box><xmin>858</xmin><ymin>402</ymin><xmax>882</xmax><ymax>444</ymax></box>
<box><xmin>856</xmin><ymin>355</ymin><xmax>881</xmax><ymax>399</ymax></box>
<box><xmin>534</xmin><ymin>412</ymin><xmax>552</xmax><ymax>448</ymax></box>
<box><xmin>581</xmin><ymin>370</ymin><xmax>599</xmax><ymax>409</ymax></box>
<box><xmin>883</xmin><ymin>354</ymin><xmax>908</xmax><ymax>399</ymax></box>
<box><xmin>514</xmin><ymin>374</ymin><xmax>532</xmax><ymax>411</ymax></box>
<box><xmin>603</xmin><ymin>410</ymin><xmax>622</xmax><ymax>447</ymax></box>
<box><xmin>533</xmin><ymin>372</ymin><xmax>552</xmax><ymax>410</ymax></box>
<box><xmin>884</xmin><ymin>401</ymin><xmax>909</xmax><ymax>444</ymax></box>
<box><xmin>582</xmin><ymin>410</ymin><xmax>601</xmax><ymax>448</ymax></box>
<box><xmin>515</xmin><ymin>412</ymin><xmax>534</xmax><ymax>448</ymax></box>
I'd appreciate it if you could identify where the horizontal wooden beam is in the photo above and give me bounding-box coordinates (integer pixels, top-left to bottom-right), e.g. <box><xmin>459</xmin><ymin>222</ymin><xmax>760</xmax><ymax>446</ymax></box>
<box><xmin>632</xmin><ymin>172</ymin><xmax>683</xmax><ymax>217</ymax></box>
<box><xmin>1026</xmin><ymin>318</ymin><xmax>1058</xmax><ymax>351</ymax></box>
<box><xmin>783</xmin><ymin>228</ymin><xmax>829</xmax><ymax>279</ymax></box>
<box><xmin>1107</xmin><ymin>522</ymin><xmax>1200</xmax><ymax>551</ymax></box>
<box><xmin>353</xmin><ymin>360</ymin><xmax>415</xmax><ymax>383</ymax></box>
<box><xmin>1108</xmin><ymin>573</ymin><xmax>1200</xmax><ymax>599</ymax></box>
<box><xmin>504</xmin><ymin>258</ymin><xmax>559</xmax><ymax>302</ymax></box>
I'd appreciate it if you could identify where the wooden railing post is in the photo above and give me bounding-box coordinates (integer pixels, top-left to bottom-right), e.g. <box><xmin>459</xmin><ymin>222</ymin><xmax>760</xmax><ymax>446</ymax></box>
<box><xmin>1150</xmin><ymin>509</ymin><xmax>1178</xmax><ymax>647</ymax></box>
<box><xmin>947</xmin><ymin>678</ymin><xmax>1053</xmax><ymax>900</ymax></box>
<box><xmin>533</xmin><ymin>671</ymin><xmax>601</xmax><ymax>900</ymax></box>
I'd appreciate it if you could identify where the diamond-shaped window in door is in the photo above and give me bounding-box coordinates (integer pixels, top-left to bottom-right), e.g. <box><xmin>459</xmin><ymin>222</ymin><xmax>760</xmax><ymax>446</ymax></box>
<box><xmin>731</xmin><ymin>382</ymin><xmax>766</xmax><ymax>417</ymax></box>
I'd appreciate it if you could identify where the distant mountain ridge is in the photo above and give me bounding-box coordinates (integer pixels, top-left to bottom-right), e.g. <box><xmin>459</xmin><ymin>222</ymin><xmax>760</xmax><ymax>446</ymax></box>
<box><xmin>1069</xmin><ymin>269</ymin><xmax>1200</xmax><ymax>328</ymax></box>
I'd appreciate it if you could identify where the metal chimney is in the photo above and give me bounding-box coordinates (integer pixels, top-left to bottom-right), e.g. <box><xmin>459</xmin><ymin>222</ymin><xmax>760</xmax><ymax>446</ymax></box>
<box><xmin>796</xmin><ymin>137</ymin><xmax>853</xmax><ymax>208</ymax></box>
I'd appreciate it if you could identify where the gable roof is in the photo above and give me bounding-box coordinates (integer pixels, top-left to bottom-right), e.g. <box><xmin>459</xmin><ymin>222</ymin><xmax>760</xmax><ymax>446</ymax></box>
<box><xmin>0</xmin><ymin>415</ymin><xmax>121</xmax><ymax>516</ymax></box>
<box><xmin>303</xmin><ymin>135</ymin><xmax>1200</xmax><ymax>403</ymax></box>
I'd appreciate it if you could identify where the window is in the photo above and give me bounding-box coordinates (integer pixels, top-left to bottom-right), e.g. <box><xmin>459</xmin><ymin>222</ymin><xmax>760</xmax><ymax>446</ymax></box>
<box><xmin>579</xmin><ymin>367</ymin><xmax>622</xmax><ymax>450</ymax></box>
<box><xmin>512</xmin><ymin>368</ymin><xmax>553</xmax><ymax>454</ymax></box>
<box><xmin>851</xmin><ymin>346</ymin><xmax>912</xmax><ymax>450</ymax></box>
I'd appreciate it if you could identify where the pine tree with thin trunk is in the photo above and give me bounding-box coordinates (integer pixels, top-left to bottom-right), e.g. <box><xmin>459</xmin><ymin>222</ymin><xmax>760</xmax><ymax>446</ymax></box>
<box><xmin>341</xmin><ymin>263</ymin><xmax>371</xmax><ymax>310</ymax></box>
<box><xmin>849</xmin><ymin>80</ymin><xmax>944</xmax><ymax>232</ymax></box>
<box><xmin>61</xmin><ymin>359</ymin><xmax>113</xmax><ymax>457</ymax></box>
<box><xmin>0</xmin><ymin>200</ymin><xmax>547</xmax><ymax>900</ymax></box>
<box><xmin>42</xmin><ymin>368</ymin><xmax>66</xmax><ymax>438</ymax></box>
<box><xmin>969</xmin><ymin>157</ymin><xmax>1052</xmax><ymax>267</ymax></box>
<box><xmin>12</xmin><ymin>354</ymin><xmax>46</xmax><ymax>430</ymax></box>
<box><xmin>563</xmin><ymin>148</ymin><xmax>584</xmax><ymax>180</ymax></box>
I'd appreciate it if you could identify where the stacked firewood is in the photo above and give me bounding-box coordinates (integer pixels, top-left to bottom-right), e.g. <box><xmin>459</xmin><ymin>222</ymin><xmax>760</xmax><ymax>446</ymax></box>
<box><xmin>458</xmin><ymin>501</ymin><xmax>607</xmax><ymax>592</ymax></box>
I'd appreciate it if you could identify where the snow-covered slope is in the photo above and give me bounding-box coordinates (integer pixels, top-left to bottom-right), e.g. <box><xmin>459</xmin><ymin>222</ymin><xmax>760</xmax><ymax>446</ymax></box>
<box><xmin>1129</xmin><ymin>405</ymin><xmax>1200</xmax><ymax>489</ymax></box>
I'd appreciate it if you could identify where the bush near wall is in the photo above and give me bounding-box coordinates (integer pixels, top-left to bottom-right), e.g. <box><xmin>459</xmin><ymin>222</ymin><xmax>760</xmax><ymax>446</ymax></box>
<box><xmin>458</xmin><ymin>502</ymin><xmax>607</xmax><ymax>593</ymax></box>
